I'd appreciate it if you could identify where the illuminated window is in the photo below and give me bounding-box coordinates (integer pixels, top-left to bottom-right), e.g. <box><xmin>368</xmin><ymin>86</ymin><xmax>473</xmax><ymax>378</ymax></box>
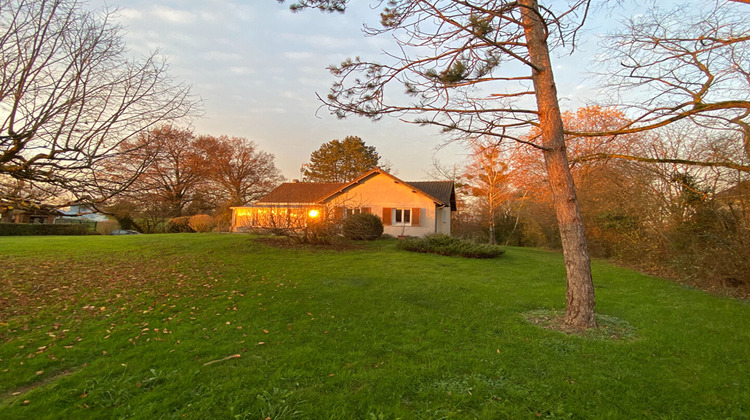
<box><xmin>344</xmin><ymin>207</ymin><xmax>371</xmax><ymax>218</ymax></box>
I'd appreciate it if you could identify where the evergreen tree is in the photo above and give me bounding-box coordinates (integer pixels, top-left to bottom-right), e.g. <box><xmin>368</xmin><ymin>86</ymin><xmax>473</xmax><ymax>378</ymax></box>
<box><xmin>303</xmin><ymin>136</ymin><xmax>381</xmax><ymax>182</ymax></box>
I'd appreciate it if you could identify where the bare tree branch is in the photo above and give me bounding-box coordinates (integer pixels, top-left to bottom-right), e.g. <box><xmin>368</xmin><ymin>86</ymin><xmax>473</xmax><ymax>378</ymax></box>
<box><xmin>0</xmin><ymin>0</ymin><xmax>200</xmax><ymax>204</ymax></box>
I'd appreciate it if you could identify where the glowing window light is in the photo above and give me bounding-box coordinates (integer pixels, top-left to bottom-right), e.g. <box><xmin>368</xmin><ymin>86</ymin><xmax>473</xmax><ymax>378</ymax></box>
<box><xmin>308</xmin><ymin>209</ymin><xmax>320</xmax><ymax>218</ymax></box>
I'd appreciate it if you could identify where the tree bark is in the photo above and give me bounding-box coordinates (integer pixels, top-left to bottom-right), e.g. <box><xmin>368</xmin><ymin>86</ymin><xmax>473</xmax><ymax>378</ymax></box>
<box><xmin>519</xmin><ymin>0</ymin><xmax>596</xmax><ymax>328</ymax></box>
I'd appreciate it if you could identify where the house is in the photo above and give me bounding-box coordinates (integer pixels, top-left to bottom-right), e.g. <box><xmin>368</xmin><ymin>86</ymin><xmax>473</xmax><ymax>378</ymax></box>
<box><xmin>58</xmin><ymin>204</ymin><xmax>109</xmax><ymax>223</ymax></box>
<box><xmin>714</xmin><ymin>180</ymin><xmax>750</xmax><ymax>219</ymax></box>
<box><xmin>231</xmin><ymin>168</ymin><xmax>457</xmax><ymax>237</ymax></box>
<box><xmin>0</xmin><ymin>199</ymin><xmax>63</xmax><ymax>224</ymax></box>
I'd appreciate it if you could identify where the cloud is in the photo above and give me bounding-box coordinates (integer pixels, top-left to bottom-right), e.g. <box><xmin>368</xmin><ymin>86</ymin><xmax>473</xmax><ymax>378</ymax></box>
<box><xmin>204</xmin><ymin>50</ymin><xmax>243</xmax><ymax>62</ymax></box>
<box><xmin>283</xmin><ymin>51</ymin><xmax>315</xmax><ymax>61</ymax></box>
<box><xmin>151</xmin><ymin>6</ymin><xmax>197</xmax><ymax>24</ymax></box>
<box><xmin>117</xmin><ymin>8</ymin><xmax>143</xmax><ymax>21</ymax></box>
<box><xmin>281</xmin><ymin>33</ymin><xmax>358</xmax><ymax>50</ymax></box>
<box><xmin>229</xmin><ymin>66</ymin><xmax>255</xmax><ymax>75</ymax></box>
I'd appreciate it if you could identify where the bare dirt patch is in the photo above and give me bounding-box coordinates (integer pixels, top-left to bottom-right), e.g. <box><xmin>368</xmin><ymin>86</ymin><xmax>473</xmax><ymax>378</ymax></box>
<box><xmin>0</xmin><ymin>367</ymin><xmax>78</xmax><ymax>403</ymax></box>
<box><xmin>524</xmin><ymin>309</ymin><xmax>639</xmax><ymax>341</ymax></box>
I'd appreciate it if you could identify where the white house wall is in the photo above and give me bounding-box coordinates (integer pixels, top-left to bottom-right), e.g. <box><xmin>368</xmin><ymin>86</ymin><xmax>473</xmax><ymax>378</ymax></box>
<box><xmin>326</xmin><ymin>173</ymin><xmax>443</xmax><ymax>237</ymax></box>
<box><xmin>436</xmin><ymin>207</ymin><xmax>451</xmax><ymax>235</ymax></box>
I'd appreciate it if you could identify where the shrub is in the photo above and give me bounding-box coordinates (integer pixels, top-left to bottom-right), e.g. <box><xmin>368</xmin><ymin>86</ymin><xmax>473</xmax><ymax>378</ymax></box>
<box><xmin>188</xmin><ymin>214</ymin><xmax>215</xmax><ymax>233</ymax></box>
<box><xmin>0</xmin><ymin>223</ymin><xmax>90</xmax><ymax>236</ymax></box>
<box><xmin>114</xmin><ymin>215</ymin><xmax>141</xmax><ymax>232</ymax></box>
<box><xmin>397</xmin><ymin>234</ymin><xmax>505</xmax><ymax>259</ymax></box>
<box><xmin>96</xmin><ymin>220</ymin><xmax>120</xmax><ymax>235</ymax></box>
<box><xmin>342</xmin><ymin>213</ymin><xmax>384</xmax><ymax>240</ymax></box>
<box><xmin>167</xmin><ymin>216</ymin><xmax>194</xmax><ymax>233</ymax></box>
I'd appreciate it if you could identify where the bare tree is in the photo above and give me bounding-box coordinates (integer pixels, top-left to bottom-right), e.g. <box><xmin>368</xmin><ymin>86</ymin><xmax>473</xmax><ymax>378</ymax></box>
<box><xmin>283</xmin><ymin>0</ymin><xmax>598</xmax><ymax>327</ymax></box>
<box><xmin>196</xmin><ymin>135</ymin><xmax>284</xmax><ymax>207</ymax></box>
<box><xmin>586</xmin><ymin>1</ymin><xmax>750</xmax><ymax>171</ymax></box>
<box><xmin>112</xmin><ymin>126</ymin><xmax>207</xmax><ymax>219</ymax></box>
<box><xmin>462</xmin><ymin>139</ymin><xmax>513</xmax><ymax>244</ymax></box>
<box><xmin>0</xmin><ymin>0</ymin><xmax>198</xmax><ymax>204</ymax></box>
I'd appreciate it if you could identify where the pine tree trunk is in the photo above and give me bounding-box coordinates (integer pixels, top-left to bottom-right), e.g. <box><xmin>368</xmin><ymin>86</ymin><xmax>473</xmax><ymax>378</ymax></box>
<box><xmin>519</xmin><ymin>0</ymin><xmax>596</xmax><ymax>328</ymax></box>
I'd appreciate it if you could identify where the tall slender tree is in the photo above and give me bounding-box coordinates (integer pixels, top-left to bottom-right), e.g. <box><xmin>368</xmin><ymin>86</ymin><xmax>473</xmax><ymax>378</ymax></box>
<box><xmin>462</xmin><ymin>140</ymin><xmax>512</xmax><ymax>244</ymax></box>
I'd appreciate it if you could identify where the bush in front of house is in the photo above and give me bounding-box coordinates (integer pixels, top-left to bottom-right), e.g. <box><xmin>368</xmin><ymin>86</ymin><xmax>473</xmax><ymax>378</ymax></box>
<box><xmin>0</xmin><ymin>223</ymin><xmax>90</xmax><ymax>236</ymax></box>
<box><xmin>397</xmin><ymin>234</ymin><xmax>505</xmax><ymax>259</ymax></box>
<box><xmin>342</xmin><ymin>213</ymin><xmax>384</xmax><ymax>240</ymax></box>
<box><xmin>188</xmin><ymin>214</ymin><xmax>215</xmax><ymax>233</ymax></box>
<box><xmin>167</xmin><ymin>216</ymin><xmax>194</xmax><ymax>233</ymax></box>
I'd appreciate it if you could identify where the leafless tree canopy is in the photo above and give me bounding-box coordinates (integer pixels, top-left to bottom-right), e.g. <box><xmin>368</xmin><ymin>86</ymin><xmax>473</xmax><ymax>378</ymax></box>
<box><xmin>197</xmin><ymin>135</ymin><xmax>284</xmax><ymax>207</ymax></box>
<box><xmin>591</xmin><ymin>1</ymin><xmax>750</xmax><ymax>170</ymax></box>
<box><xmin>0</xmin><ymin>0</ymin><xmax>198</xmax><ymax>204</ymax></box>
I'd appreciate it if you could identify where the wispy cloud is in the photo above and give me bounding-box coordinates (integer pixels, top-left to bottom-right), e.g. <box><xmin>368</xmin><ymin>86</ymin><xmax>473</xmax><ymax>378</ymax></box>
<box><xmin>204</xmin><ymin>51</ymin><xmax>243</xmax><ymax>62</ymax></box>
<box><xmin>116</xmin><ymin>8</ymin><xmax>143</xmax><ymax>20</ymax></box>
<box><xmin>229</xmin><ymin>67</ymin><xmax>255</xmax><ymax>75</ymax></box>
<box><xmin>151</xmin><ymin>6</ymin><xmax>197</xmax><ymax>24</ymax></box>
<box><xmin>284</xmin><ymin>51</ymin><xmax>315</xmax><ymax>61</ymax></box>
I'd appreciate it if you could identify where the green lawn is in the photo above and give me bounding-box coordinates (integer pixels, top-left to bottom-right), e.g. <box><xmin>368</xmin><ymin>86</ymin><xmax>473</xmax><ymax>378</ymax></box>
<box><xmin>0</xmin><ymin>234</ymin><xmax>747</xmax><ymax>419</ymax></box>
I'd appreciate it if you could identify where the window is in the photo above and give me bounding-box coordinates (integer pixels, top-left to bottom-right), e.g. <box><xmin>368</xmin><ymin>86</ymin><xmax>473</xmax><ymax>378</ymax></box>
<box><xmin>344</xmin><ymin>207</ymin><xmax>371</xmax><ymax>218</ymax></box>
<box><xmin>394</xmin><ymin>208</ymin><xmax>411</xmax><ymax>225</ymax></box>
<box><xmin>382</xmin><ymin>207</ymin><xmax>420</xmax><ymax>226</ymax></box>
<box><xmin>345</xmin><ymin>207</ymin><xmax>362</xmax><ymax>217</ymax></box>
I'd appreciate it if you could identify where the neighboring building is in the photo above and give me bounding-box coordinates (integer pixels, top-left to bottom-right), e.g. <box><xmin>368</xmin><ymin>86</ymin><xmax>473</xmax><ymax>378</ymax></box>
<box><xmin>231</xmin><ymin>168</ymin><xmax>457</xmax><ymax>237</ymax></box>
<box><xmin>59</xmin><ymin>204</ymin><xmax>109</xmax><ymax>223</ymax></box>
<box><xmin>0</xmin><ymin>199</ymin><xmax>63</xmax><ymax>224</ymax></box>
<box><xmin>714</xmin><ymin>180</ymin><xmax>750</xmax><ymax>219</ymax></box>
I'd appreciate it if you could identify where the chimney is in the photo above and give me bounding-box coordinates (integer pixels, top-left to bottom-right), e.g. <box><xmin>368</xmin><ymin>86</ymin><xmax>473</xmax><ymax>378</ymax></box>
<box><xmin>292</xmin><ymin>179</ymin><xmax>299</xmax><ymax>183</ymax></box>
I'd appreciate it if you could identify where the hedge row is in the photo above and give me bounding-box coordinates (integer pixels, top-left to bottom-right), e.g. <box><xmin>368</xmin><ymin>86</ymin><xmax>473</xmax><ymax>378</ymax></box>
<box><xmin>0</xmin><ymin>223</ymin><xmax>91</xmax><ymax>236</ymax></box>
<box><xmin>397</xmin><ymin>234</ymin><xmax>505</xmax><ymax>259</ymax></box>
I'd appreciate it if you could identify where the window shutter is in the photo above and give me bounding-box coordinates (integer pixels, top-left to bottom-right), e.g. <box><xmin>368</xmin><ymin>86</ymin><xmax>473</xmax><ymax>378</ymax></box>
<box><xmin>362</xmin><ymin>207</ymin><xmax>371</xmax><ymax>214</ymax></box>
<box><xmin>411</xmin><ymin>208</ymin><xmax>421</xmax><ymax>226</ymax></box>
<box><xmin>382</xmin><ymin>207</ymin><xmax>392</xmax><ymax>226</ymax></box>
<box><xmin>333</xmin><ymin>206</ymin><xmax>344</xmax><ymax>219</ymax></box>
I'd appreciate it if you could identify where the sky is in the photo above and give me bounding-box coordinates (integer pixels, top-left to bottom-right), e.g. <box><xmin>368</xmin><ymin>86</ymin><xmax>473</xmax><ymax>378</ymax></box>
<box><xmin>91</xmin><ymin>0</ymin><xmax>638</xmax><ymax>181</ymax></box>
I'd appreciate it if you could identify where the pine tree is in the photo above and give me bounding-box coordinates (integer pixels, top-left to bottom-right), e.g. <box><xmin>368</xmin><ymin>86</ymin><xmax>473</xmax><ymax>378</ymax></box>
<box><xmin>303</xmin><ymin>136</ymin><xmax>381</xmax><ymax>182</ymax></box>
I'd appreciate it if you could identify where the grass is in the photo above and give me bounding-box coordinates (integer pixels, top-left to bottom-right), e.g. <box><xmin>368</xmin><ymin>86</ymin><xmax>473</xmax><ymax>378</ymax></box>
<box><xmin>0</xmin><ymin>234</ymin><xmax>748</xmax><ymax>419</ymax></box>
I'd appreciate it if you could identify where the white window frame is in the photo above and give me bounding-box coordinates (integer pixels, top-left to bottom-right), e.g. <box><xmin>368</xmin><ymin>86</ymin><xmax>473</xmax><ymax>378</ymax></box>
<box><xmin>393</xmin><ymin>208</ymin><xmax>412</xmax><ymax>226</ymax></box>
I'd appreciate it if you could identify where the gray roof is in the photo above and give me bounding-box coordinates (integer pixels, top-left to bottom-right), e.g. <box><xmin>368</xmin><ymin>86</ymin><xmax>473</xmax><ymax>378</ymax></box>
<box><xmin>407</xmin><ymin>181</ymin><xmax>457</xmax><ymax>211</ymax></box>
